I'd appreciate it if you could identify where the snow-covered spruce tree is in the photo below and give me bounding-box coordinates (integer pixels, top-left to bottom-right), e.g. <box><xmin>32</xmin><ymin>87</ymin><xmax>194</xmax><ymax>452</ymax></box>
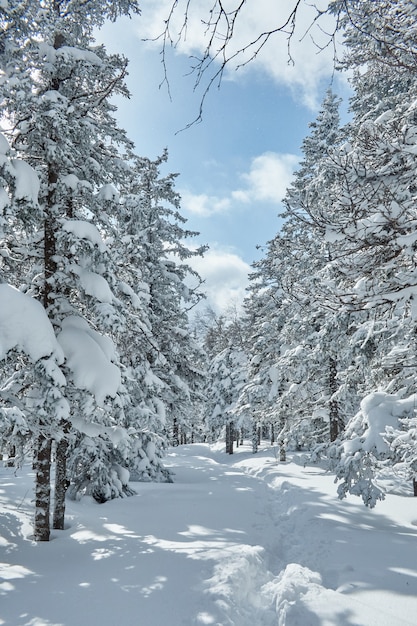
<box><xmin>196</xmin><ymin>306</ymin><xmax>248</xmax><ymax>450</ymax></box>
<box><xmin>385</xmin><ymin>403</ymin><xmax>417</xmax><ymax>496</ymax></box>
<box><xmin>111</xmin><ymin>153</ymin><xmax>206</xmax><ymax>476</ymax></box>
<box><xmin>0</xmin><ymin>0</ymin><xmax>143</xmax><ymax>539</ymax></box>
<box><xmin>325</xmin><ymin>126</ymin><xmax>417</xmax><ymax>496</ymax></box>
<box><xmin>235</xmin><ymin>262</ymin><xmax>289</xmax><ymax>456</ymax></box>
<box><xmin>320</xmin><ymin>0</ymin><xmax>417</xmax><ymax>502</ymax></box>
<box><xmin>119</xmin><ymin>153</ymin><xmax>207</xmax><ymax>455</ymax></box>
<box><xmin>279</xmin><ymin>88</ymin><xmax>354</xmax><ymax>444</ymax></box>
<box><xmin>0</xmin><ymin>131</ymin><xmax>69</xmax><ymax>539</ymax></box>
<box><xmin>333</xmin><ymin>391</ymin><xmax>417</xmax><ymax>507</ymax></box>
<box><xmin>241</xmin><ymin>89</ymin><xmax>354</xmax><ymax>453</ymax></box>
<box><xmin>0</xmin><ymin>4</ymin><xmax>71</xmax><ymax>539</ymax></box>
<box><xmin>205</xmin><ymin>343</ymin><xmax>247</xmax><ymax>451</ymax></box>
<box><xmin>243</xmin><ymin>233</ymin><xmax>338</xmax><ymax>456</ymax></box>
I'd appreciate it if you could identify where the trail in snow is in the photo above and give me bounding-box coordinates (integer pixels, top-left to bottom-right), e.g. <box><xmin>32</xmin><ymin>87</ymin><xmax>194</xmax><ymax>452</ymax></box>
<box><xmin>1</xmin><ymin>443</ymin><xmax>417</xmax><ymax>626</ymax></box>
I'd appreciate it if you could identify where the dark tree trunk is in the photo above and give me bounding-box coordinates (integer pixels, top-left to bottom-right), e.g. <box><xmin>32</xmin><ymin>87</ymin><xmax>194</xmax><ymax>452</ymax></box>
<box><xmin>278</xmin><ymin>414</ymin><xmax>286</xmax><ymax>462</ymax></box>
<box><xmin>329</xmin><ymin>356</ymin><xmax>339</xmax><ymax>442</ymax></box>
<box><xmin>413</xmin><ymin>479</ymin><xmax>417</xmax><ymax>497</ymax></box>
<box><xmin>225</xmin><ymin>421</ymin><xmax>234</xmax><ymax>454</ymax></box>
<box><xmin>252</xmin><ymin>421</ymin><xmax>258</xmax><ymax>454</ymax></box>
<box><xmin>53</xmin><ymin>423</ymin><xmax>70</xmax><ymax>530</ymax></box>
<box><xmin>271</xmin><ymin>424</ymin><xmax>275</xmax><ymax>445</ymax></box>
<box><xmin>34</xmin><ymin>435</ymin><xmax>52</xmax><ymax>541</ymax></box>
<box><xmin>6</xmin><ymin>445</ymin><xmax>16</xmax><ymax>467</ymax></box>
<box><xmin>34</xmin><ymin>164</ymin><xmax>58</xmax><ymax>542</ymax></box>
<box><xmin>172</xmin><ymin>418</ymin><xmax>179</xmax><ymax>446</ymax></box>
<box><xmin>279</xmin><ymin>438</ymin><xmax>286</xmax><ymax>462</ymax></box>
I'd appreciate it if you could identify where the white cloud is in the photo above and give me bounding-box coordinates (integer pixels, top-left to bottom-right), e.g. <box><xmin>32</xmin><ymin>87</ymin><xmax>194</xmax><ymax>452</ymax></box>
<box><xmin>181</xmin><ymin>191</ymin><xmax>231</xmax><ymax>217</ymax></box>
<box><xmin>189</xmin><ymin>248</ymin><xmax>251</xmax><ymax>313</ymax></box>
<box><xmin>182</xmin><ymin>152</ymin><xmax>299</xmax><ymax>219</ymax></box>
<box><xmin>138</xmin><ymin>0</ymin><xmax>341</xmax><ymax>109</ymax></box>
<box><xmin>233</xmin><ymin>152</ymin><xmax>299</xmax><ymax>204</ymax></box>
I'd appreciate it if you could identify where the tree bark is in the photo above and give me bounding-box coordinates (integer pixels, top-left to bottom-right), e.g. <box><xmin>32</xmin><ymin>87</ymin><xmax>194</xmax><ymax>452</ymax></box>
<box><xmin>34</xmin><ymin>163</ymin><xmax>58</xmax><ymax>542</ymax></box>
<box><xmin>226</xmin><ymin>421</ymin><xmax>234</xmax><ymax>454</ymax></box>
<box><xmin>278</xmin><ymin>414</ymin><xmax>286</xmax><ymax>462</ymax></box>
<box><xmin>329</xmin><ymin>356</ymin><xmax>339</xmax><ymax>442</ymax></box>
<box><xmin>279</xmin><ymin>438</ymin><xmax>286</xmax><ymax>462</ymax></box>
<box><xmin>172</xmin><ymin>417</ymin><xmax>179</xmax><ymax>446</ymax></box>
<box><xmin>34</xmin><ymin>434</ymin><xmax>52</xmax><ymax>541</ymax></box>
<box><xmin>252</xmin><ymin>421</ymin><xmax>258</xmax><ymax>454</ymax></box>
<box><xmin>53</xmin><ymin>423</ymin><xmax>70</xmax><ymax>530</ymax></box>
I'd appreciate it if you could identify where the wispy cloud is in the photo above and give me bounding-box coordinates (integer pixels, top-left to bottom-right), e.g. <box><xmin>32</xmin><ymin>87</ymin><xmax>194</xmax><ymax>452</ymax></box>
<box><xmin>181</xmin><ymin>191</ymin><xmax>231</xmax><ymax>217</ymax></box>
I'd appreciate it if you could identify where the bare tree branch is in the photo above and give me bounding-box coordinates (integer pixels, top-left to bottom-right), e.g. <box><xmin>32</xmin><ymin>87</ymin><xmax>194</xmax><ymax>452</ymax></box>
<box><xmin>147</xmin><ymin>0</ymin><xmax>340</xmax><ymax>128</ymax></box>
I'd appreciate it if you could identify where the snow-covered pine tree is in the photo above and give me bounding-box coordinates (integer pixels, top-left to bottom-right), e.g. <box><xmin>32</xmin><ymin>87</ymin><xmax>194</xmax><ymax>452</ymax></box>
<box><xmin>205</xmin><ymin>343</ymin><xmax>247</xmax><ymax>450</ymax></box>
<box><xmin>0</xmin><ymin>0</ymin><xmax>143</xmax><ymax>539</ymax></box>
<box><xmin>280</xmin><ymin>88</ymin><xmax>353</xmax><ymax>444</ymax></box>
<box><xmin>113</xmin><ymin>153</ymin><xmax>206</xmax><ymax>477</ymax></box>
<box><xmin>242</xmin><ymin>89</ymin><xmax>352</xmax><ymax>452</ymax></box>
<box><xmin>0</xmin><ymin>131</ymin><xmax>69</xmax><ymax>539</ymax></box>
<box><xmin>198</xmin><ymin>307</ymin><xmax>248</xmax><ymax>450</ymax></box>
<box><xmin>320</xmin><ymin>0</ymin><xmax>417</xmax><ymax>502</ymax></box>
<box><xmin>236</xmin><ymin>260</ymin><xmax>288</xmax><ymax>456</ymax></box>
<box><xmin>119</xmin><ymin>153</ymin><xmax>207</xmax><ymax>452</ymax></box>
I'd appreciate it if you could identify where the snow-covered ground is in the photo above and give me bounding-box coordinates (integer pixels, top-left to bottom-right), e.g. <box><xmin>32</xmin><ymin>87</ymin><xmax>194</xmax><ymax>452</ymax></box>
<box><xmin>1</xmin><ymin>442</ymin><xmax>417</xmax><ymax>626</ymax></box>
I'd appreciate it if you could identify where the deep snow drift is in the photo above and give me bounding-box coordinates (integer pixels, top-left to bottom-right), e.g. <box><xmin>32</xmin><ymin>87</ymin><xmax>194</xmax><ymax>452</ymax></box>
<box><xmin>1</xmin><ymin>443</ymin><xmax>417</xmax><ymax>625</ymax></box>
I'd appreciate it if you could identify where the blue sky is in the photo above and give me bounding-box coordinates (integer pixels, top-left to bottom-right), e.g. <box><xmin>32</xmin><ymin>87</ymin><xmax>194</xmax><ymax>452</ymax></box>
<box><xmin>97</xmin><ymin>1</ymin><xmax>349</xmax><ymax>312</ymax></box>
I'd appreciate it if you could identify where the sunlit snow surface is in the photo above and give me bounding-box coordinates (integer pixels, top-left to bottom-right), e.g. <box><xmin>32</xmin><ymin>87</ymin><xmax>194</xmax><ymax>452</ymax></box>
<box><xmin>1</xmin><ymin>443</ymin><xmax>417</xmax><ymax>625</ymax></box>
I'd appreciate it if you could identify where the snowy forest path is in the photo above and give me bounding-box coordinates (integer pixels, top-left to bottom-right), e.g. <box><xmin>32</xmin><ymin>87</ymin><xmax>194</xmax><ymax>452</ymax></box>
<box><xmin>2</xmin><ymin>443</ymin><xmax>417</xmax><ymax>625</ymax></box>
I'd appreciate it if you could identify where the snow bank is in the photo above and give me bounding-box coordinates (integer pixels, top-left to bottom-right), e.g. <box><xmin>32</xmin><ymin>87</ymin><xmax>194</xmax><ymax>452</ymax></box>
<box><xmin>267</xmin><ymin>563</ymin><xmax>324</xmax><ymax>626</ymax></box>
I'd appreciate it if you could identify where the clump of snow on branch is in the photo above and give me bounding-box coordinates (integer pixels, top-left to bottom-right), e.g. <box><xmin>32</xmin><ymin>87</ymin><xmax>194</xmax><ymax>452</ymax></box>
<box><xmin>57</xmin><ymin>316</ymin><xmax>121</xmax><ymax>405</ymax></box>
<box><xmin>0</xmin><ymin>132</ymin><xmax>40</xmax><ymax>206</ymax></box>
<box><xmin>78</xmin><ymin>269</ymin><xmax>114</xmax><ymax>303</ymax></box>
<box><xmin>61</xmin><ymin>219</ymin><xmax>107</xmax><ymax>251</ymax></box>
<box><xmin>0</xmin><ymin>284</ymin><xmax>64</xmax><ymax>364</ymax></box>
<box><xmin>343</xmin><ymin>392</ymin><xmax>417</xmax><ymax>456</ymax></box>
